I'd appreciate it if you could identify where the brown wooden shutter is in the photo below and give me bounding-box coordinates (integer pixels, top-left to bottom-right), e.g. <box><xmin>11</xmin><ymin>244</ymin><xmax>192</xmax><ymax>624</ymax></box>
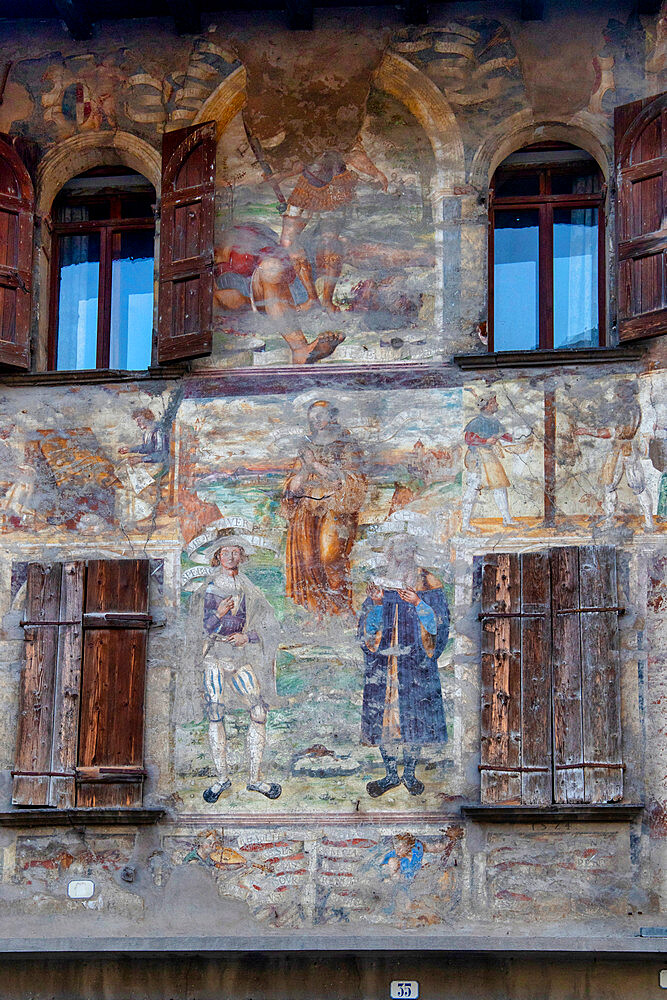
<box><xmin>0</xmin><ymin>135</ymin><xmax>34</xmax><ymax>369</ymax></box>
<box><xmin>615</xmin><ymin>92</ymin><xmax>667</xmax><ymax>342</ymax></box>
<box><xmin>480</xmin><ymin>551</ymin><xmax>552</xmax><ymax>805</ymax></box>
<box><xmin>157</xmin><ymin>122</ymin><xmax>216</xmax><ymax>364</ymax></box>
<box><xmin>551</xmin><ymin>545</ymin><xmax>623</xmax><ymax>804</ymax></box>
<box><xmin>13</xmin><ymin>562</ymin><xmax>84</xmax><ymax>807</ymax></box>
<box><xmin>77</xmin><ymin>559</ymin><xmax>150</xmax><ymax>807</ymax></box>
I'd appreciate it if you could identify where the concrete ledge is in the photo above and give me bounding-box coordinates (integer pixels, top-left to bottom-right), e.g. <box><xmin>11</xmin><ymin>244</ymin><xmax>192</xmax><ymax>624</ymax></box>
<box><xmin>461</xmin><ymin>804</ymin><xmax>644</xmax><ymax>823</ymax></box>
<box><xmin>0</xmin><ymin>934</ymin><xmax>663</xmax><ymax>956</ymax></box>
<box><xmin>454</xmin><ymin>347</ymin><xmax>644</xmax><ymax>369</ymax></box>
<box><xmin>0</xmin><ymin>808</ymin><xmax>165</xmax><ymax>826</ymax></box>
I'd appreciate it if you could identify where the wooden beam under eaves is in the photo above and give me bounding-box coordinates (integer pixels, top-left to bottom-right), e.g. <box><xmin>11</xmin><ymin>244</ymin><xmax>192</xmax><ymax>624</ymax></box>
<box><xmin>521</xmin><ymin>0</ymin><xmax>544</xmax><ymax>19</ymax></box>
<box><xmin>403</xmin><ymin>0</ymin><xmax>428</xmax><ymax>25</ymax></box>
<box><xmin>53</xmin><ymin>0</ymin><xmax>92</xmax><ymax>39</ymax></box>
<box><xmin>166</xmin><ymin>0</ymin><xmax>202</xmax><ymax>34</ymax></box>
<box><xmin>285</xmin><ymin>0</ymin><xmax>313</xmax><ymax>30</ymax></box>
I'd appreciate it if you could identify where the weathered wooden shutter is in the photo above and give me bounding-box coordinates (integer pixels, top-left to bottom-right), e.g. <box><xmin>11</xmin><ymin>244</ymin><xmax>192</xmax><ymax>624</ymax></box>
<box><xmin>157</xmin><ymin>122</ymin><xmax>216</xmax><ymax>363</ymax></box>
<box><xmin>0</xmin><ymin>135</ymin><xmax>34</xmax><ymax>369</ymax></box>
<box><xmin>615</xmin><ymin>92</ymin><xmax>667</xmax><ymax>342</ymax></box>
<box><xmin>77</xmin><ymin>559</ymin><xmax>150</xmax><ymax>807</ymax></box>
<box><xmin>13</xmin><ymin>562</ymin><xmax>84</xmax><ymax>807</ymax></box>
<box><xmin>13</xmin><ymin>559</ymin><xmax>150</xmax><ymax>809</ymax></box>
<box><xmin>480</xmin><ymin>551</ymin><xmax>552</xmax><ymax>805</ymax></box>
<box><xmin>551</xmin><ymin>546</ymin><xmax>623</xmax><ymax>804</ymax></box>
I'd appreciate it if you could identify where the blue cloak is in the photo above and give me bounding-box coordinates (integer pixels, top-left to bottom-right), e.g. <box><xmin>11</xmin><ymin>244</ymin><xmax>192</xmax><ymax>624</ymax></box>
<box><xmin>358</xmin><ymin>570</ymin><xmax>449</xmax><ymax>746</ymax></box>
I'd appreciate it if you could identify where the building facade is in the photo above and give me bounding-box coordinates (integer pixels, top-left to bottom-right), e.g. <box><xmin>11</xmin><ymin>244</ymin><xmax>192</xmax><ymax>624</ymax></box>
<box><xmin>0</xmin><ymin>1</ymin><xmax>665</xmax><ymax>996</ymax></box>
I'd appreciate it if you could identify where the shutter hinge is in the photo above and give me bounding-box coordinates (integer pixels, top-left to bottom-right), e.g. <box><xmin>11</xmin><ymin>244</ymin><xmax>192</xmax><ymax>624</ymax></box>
<box><xmin>82</xmin><ymin>612</ymin><xmax>152</xmax><ymax>629</ymax></box>
<box><xmin>76</xmin><ymin>766</ymin><xmax>147</xmax><ymax>783</ymax></box>
<box><xmin>555</xmin><ymin>762</ymin><xmax>625</xmax><ymax>770</ymax></box>
<box><xmin>554</xmin><ymin>606</ymin><xmax>625</xmax><ymax>615</ymax></box>
<box><xmin>479</xmin><ymin>764</ymin><xmax>550</xmax><ymax>773</ymax></box>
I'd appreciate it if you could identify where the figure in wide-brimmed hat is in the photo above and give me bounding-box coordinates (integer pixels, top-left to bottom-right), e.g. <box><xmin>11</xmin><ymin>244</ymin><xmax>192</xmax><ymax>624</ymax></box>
<box><xmin>181</xmin><ymin>528</ymin><xmax>282</xmax><ymax>803</ymax></box>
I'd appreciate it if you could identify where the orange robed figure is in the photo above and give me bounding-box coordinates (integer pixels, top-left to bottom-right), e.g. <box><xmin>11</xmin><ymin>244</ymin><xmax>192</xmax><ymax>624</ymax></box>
<box><xmin>282</xmin><ymin>400</ymin><xmax>367</xmax><ymax>617</ymax></box>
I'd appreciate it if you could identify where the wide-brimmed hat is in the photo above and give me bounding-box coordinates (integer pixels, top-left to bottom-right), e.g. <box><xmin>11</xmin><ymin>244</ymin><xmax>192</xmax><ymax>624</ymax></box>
<box><xmin>201</xmin><ymin>532</ymin><xmax>257</xmax><ymax>564</ymax></box>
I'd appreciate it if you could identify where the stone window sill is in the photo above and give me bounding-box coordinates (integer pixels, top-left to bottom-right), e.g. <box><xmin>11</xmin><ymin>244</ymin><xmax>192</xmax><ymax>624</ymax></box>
<box><xmin>0</xmin><ymin>366</ymin><xmax>188</xmax><ymax>387</ymax></box>
<box><xmin>0</xmin><ymin>807</ymin><xmax>165</xmax><ymax>826</ymax></box>
<box><xmin>461</xmin><ymin>803</ymin><xmax>644</xmax><ymax>823</ymax></box>
<box><xmin>454</xmin><ymin>347</ymin><xmax>644</xmax><ymax>370</ymax></box>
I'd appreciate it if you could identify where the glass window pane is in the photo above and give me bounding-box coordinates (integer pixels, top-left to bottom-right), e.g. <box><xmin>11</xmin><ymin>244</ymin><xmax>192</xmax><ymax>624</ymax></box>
<box><xmin>553</xmin><ymin>207</ymin><xmax>599</xmax><ymax>349</ymax></box>
<box><xmin>493</xmin><ymin>209</ymin><xmax>539</xmax><ymax>351</ymax></box>
<box><xmin>121</xmin><ymin>196</ymin><xmax>154</xmax><ymax>219</ymax></box>
<box><xmin>494</xmin><ymin>172</ymin><xmax>540</xmax><ymax>197</ymax></box>
<box><xmin>551</xmin><ymin>170</ymin><xmax>601</xmax><ymax>195</ymax></box>
<box><xmin>110</xmin><ymin>230</ymin><xmax>154</xmax><ymax>370</ymax></box>
<box><xmin>55</xmin><ymin>233</ymin><xmax>100</xmax><ymax>370</ymax></box>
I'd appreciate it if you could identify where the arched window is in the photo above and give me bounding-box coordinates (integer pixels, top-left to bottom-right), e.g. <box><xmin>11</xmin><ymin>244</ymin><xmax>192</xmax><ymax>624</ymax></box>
<box><xmin>489</xmin><ymin>143</ymin><xmax>604</xmax><ymax>352</ymax></box>
<box><xmin>48</xmin><ymin>167</ymin><xmax>156</xmax><ymax>371</ymax></box>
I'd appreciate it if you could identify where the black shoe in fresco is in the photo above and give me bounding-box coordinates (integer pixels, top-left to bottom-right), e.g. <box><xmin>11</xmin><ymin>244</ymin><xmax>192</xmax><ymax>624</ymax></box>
<box><xmin>247</xmin><ymin>781</ymin><xmax>282</xmax><ymax>799</ymax></box>
<box><xmin>202</xmin><ymin>778</ymin><xmax>232</xmax><ymax>803</ymax></box>
<box><xmin>366</xmin><ymin>774</ymin><xmax>401</xmax><ymax>798</ymax></box>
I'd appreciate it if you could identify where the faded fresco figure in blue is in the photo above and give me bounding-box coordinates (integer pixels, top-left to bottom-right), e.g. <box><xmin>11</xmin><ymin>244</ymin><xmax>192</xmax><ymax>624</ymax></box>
<box><xmin>358</xmin><ymin>534</ymin><xmax>449</xmax><ymax>797</ymax></box>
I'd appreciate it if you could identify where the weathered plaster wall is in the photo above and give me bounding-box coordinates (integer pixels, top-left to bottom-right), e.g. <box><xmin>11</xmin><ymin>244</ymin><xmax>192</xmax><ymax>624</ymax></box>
<box><xmin>0</xmin><ymin>0</ymin><xmax>663</xmax><ymax>962</ymax></box>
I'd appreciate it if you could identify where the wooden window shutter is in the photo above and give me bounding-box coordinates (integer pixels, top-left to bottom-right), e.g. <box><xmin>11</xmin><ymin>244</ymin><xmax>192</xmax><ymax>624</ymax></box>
<box><xmin>480</xmin><ymin>552</ymin><xmax>552</xmax><ymax>805</ymax></box>
<box><xmin>551</xmin><ymin>545</ymin><xmax>623</xmax><ymax>804</ymax></box>
<box><xmin>13</xmin><ymin>558</ymin><xmax>150</xmax><ymax>810</ymax></box>
<box><xmin>13</xmin><ymin>562</ymin><xmax>84</xmax><ymax>807</ymax></box>
<box><xmin>157</xmin><ymin>121</ymin><xmax>216</xmax><ymax>364</ymax></box>
<box><xmin>0</xmin><ymin>135</ymin><xmax>34</xmax><ymax>369</ymax></box>
<box><xmin>77</xmin><ymin>559</ymin><xmax>150</xmax><ymax>807</ymax></box>
<box><xmin>615</xmin><ymin>92</ymin><xmax>667</xmax><ymax>342</ymax></box>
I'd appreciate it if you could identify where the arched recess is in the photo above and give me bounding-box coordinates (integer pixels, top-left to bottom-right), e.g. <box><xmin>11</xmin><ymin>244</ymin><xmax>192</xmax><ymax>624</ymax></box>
<box><xmin>373</xmin><ymin>51</ymin><xmax>465</xmax><ymax>193</ymax></box>
<box><xmin>192</xmin><ymin>65</ymin><xmax>247</xmax><ymax>139</ymax></box>
<box><xmin>34</xmin><ymin>131</ymin><xmax>161</xmax><ymax>370</ymax></box>
<box><xmin>473</xmin><ymin>116</ymin><xmax>613</xmax><ymax>348</ymax></box>
<box><xmin>470</xmin><ymin>115</ymin><xmax>611</xmax><ymax>193</ymax></box>
<box><xmin>192</xmin><ymin>54</ymin><xmax>464</xmax><ymax>344</ymax></box>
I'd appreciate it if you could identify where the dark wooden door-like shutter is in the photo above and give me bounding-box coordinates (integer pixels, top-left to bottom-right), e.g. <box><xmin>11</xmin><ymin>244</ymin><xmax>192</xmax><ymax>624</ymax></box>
<box><xmin>0</xmin><ymin>136</ymin><xmax>34</xmax><ymax>369</ymax></box>
<box><xmin>615</xmin><ymin>92</ymin><xmax>667</xmax><ymax>342</ymax></box>
<box><xmin>551</xmin><ymin>545</ymin><xmax>623</xmax><ymax>804</ymax></box>
<box><xmin>157</xmin><ymin>121</ymin><xmax>216</xmax><ymax>363</ymax></box>
<box><xmin>77</xmin><ymin>559</ymin><xmax>150</xmax><ymax>807</ymax></box>
<box><xmin>13</xmin><ymin>562</ymin><xmax>84</xmax><ymax>807</ymax></box>
<box><xmin>480</xmin><ymin>551</ymin><xmax>552</xmax><ymax>805</ymax></box>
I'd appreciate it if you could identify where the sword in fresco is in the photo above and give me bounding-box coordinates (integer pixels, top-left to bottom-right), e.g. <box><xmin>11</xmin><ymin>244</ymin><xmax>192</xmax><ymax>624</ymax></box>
<box><xmin>242</xmin><ymin>112</ymin><xmax>288</xmax><ymax>214</ymax></box>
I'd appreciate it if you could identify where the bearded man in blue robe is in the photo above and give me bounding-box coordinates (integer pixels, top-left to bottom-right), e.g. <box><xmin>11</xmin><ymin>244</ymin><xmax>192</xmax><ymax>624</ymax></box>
<box><xmin>358</xmin><ymin>534</ymin><xmax>449</xmax><ymax>797</ymax></box>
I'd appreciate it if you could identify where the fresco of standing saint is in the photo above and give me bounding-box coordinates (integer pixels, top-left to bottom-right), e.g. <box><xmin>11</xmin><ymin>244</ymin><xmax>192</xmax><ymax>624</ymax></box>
<box><xmin>358</xmin><ymin>533</ymin><xmax>450</xmax><ymax>798</ymax></box>
<box><xmin>282</xmin><ymin>400</ymin><xmax>368</xmax><ymax>617</ymax></box>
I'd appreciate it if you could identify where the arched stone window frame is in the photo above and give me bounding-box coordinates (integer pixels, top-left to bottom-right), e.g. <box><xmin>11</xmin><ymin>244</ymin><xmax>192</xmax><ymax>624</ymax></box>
<box><xmin>34</xmin><ymin>132</ymin><xmax>161</xmax><ymax>372</ymax></box>
<box><xmin>470</xmin><ymin>119</ymin><xmax>614</xmax><ymax>352</ymax></box>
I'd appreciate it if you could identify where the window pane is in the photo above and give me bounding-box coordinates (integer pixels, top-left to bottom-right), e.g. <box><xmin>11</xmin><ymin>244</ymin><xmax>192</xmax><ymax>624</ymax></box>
<box><xmin>110</xmin><ymin>230</ymin><xmax>154</xmax><ymax>370</ymax></box>
<box><xmin>494</xmin><ymin>172</ymin><xmax>540</xmax><ymax>197</ymax></box>
<box><xmin>493</xmin><ymin>210</ymin><xmax>539</xmax><ymax>351</ymax></box>
<box><xmin>551</xmin><ymin>171</ymin><xmax>601</xmax><ymax>195</ymax></box>
<box><xmin>553</xmin><ymin>207</ymin><xmax>599</xmax><ymax>349</ymax></box>
<box><xmin>121</xmin><ymin>196</ymin><xmax>154</xmax><ymax>219</ymax></box>
<box><xmin>55</xmin><ymin>233</ymin><xmax>100</xmax><ymax>370</ymax></box>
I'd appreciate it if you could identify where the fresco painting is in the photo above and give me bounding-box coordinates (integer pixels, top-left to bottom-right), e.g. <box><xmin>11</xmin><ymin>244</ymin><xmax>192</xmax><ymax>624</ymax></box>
<box><xmin>174</xmin><ymin>388</ymin><xmax>462</xmax><ymax>814</ymax></box>
<box><xmin>555</xmin><ymin>373</ymin><xmax>667</xmax><ymax>532</ymax></box>
<box><xmin>212</xmin><ymin>57</ymin><xmax>439</xmax><ymax>366</ymax></box>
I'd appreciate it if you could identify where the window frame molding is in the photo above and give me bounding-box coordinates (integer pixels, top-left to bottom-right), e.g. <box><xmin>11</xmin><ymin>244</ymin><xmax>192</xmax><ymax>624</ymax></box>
<box><xmin>34</xmin><ymin>132</ymin><xmax>161</xmax><ymax>374</ymax></box>
<box><xmin>487</xmin><ymin>146</ymin><xmax>607</xmax><ymax>353</ymax></box>
<box><xmin>47</xmin><ymin>183</ymin><xmax>156</xmax><ymax>372</ymax></box>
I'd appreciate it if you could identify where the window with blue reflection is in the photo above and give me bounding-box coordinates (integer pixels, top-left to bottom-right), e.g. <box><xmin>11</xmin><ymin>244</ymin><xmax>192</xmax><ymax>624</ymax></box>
<box><xmin>56</xmin><ymin>233</ymin><xmax>100</xmax><ymax>371</ymax></box>
<box><xmin>553</xmin><ymin>208</ymin><xmax>598</xmax><ymax>349</ymax></box>
<box><xmin>493</xmin><ymin>209</ymin><xmax>539</xmax><ymax>352</ymax></box>
<box><xmin>490</xmin><ymin>145</ymin><xmax>603</xmax><ymax>351</ymax></box>
<box><xmin>51</xmin><ymin>168</ymin><xmax>155</xmax><ymax>371</ymax></box>
<box><xmin>110</xmin><ymin>231</ymin><xmax>154</xmax><ymax>370</ymax></box>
